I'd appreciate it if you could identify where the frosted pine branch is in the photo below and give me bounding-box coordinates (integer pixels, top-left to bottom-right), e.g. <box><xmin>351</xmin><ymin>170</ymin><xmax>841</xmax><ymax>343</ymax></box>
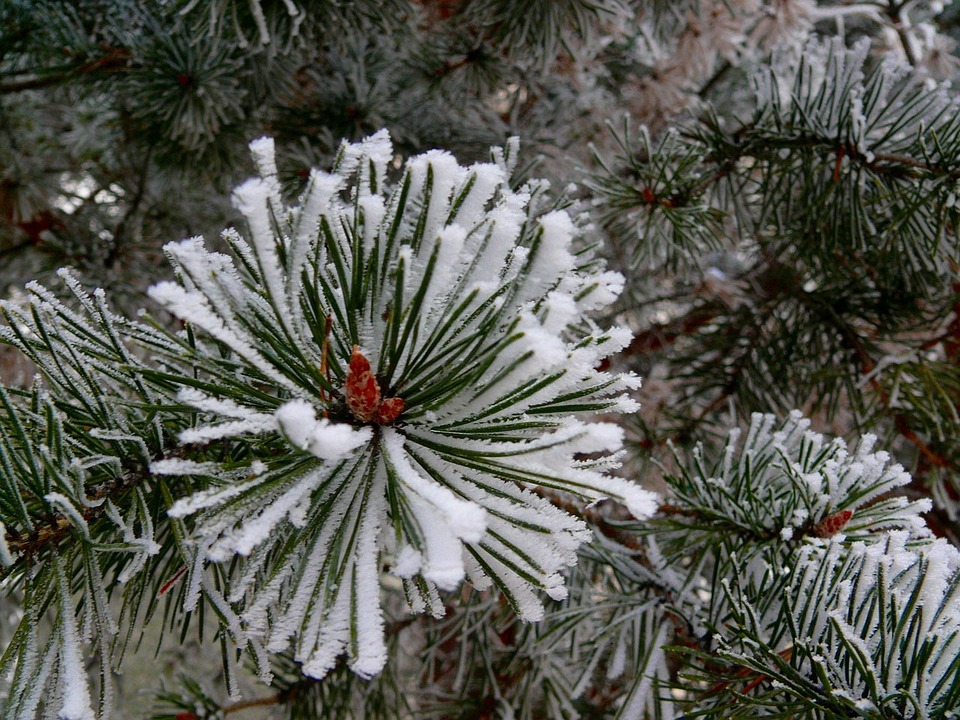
<box><xmin>635</xmin><ymin>412</ymin><xmax>960</xmax><ymax>718</ymax></box>
<box><xmin>146</xmin><ymin>131</ymin><xmax>656</xmax><ymax>680</ymax></box>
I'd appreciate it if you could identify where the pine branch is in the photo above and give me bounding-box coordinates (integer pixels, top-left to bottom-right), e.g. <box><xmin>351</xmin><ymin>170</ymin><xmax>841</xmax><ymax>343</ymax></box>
<box><xmin>2</xmin><ymin>449</ymin><xmax>173</xmax><ymax>559</ymax></box>
<box><xmin>220</xmin><ymin>694</ymin><xmax>282</xmax><ymax>716</ymax></box>
<box><xmin>0</xmin><ymin>47</ymin><xmax>132</xmax><ymax>94</ymax></box>
<box><xmin>886</xmin><ymin>0</ymin><xmax>920</xmax><ymax>66</ymax></box>
<box><xmin>104</xmin><ymin>145</ymin><xmax>154</xmax><ymax>269</ymax></box>
<box><xmin>133</xmin><ymin>131</ymin><xmax>654</xmax><ymax>684</ymax></box>
<box><xmin>619</xmin><ymin>304</ymin><xmax>721</xmax><ymax>364</ymax></box>
<box><xmin>4</xmin><ymin>6</ymin><xmax>960</xmax><ymax>717</ymax></box>
<box><xmin>0</xmin><ymin>238</ymin><xmax>33</xmax><ymax>260</ymax></box>
<box><xmin>823</xmin><ymin>290</ymin><xmax>960</xmax><ymax>474</ymax></box>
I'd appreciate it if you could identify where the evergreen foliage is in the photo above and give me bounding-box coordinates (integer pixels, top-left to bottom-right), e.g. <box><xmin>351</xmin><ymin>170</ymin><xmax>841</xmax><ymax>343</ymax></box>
<box><xmin>2</xmin><ymin>1</ymin><xmax>960</xmax><ymax>719</ymax></box>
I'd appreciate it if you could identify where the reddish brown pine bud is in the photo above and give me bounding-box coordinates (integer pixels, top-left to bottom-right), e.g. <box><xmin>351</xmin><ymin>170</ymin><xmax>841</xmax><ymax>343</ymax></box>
<box><xmin>811</xmin><ymin>509</ymin><xmax>853</xmax><ymax>538</ymax></box>
<box><xmin>374</xmin><ymin>396</ymin><xmax>404</xmax><ymax>424</ymax></box>
<box><xmin>345</xmin><ymin>346</ymin><xmax>381</xmax><ymax>422</ymax></box>
<box><xmin>175</xmin><ymin>713</ymin><xmax>198</xmax><ymax>720</ymax></box>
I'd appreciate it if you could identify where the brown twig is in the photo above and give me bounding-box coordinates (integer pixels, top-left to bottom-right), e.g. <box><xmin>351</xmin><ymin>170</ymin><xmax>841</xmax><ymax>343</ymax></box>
<box><xmin>104</xmin><ymin>145</ymin><xmax>154</xmax><ymax>269</ymax></box>
<box><xmin>622</xmin><ymin>305</ymin><xmax>720</xmax><ymax>358</ymax></box>
<box><xmin>0</xmin><ymin>47</ymin><xmax>132</xmax><ymax>94</ymax></box>
<box><xmin>532</xmin><ymin>486</ymin><xmax>643</xmax><ymax>551</ymax></box>
<box><xmin>4</xmin><ymin>465</ymin><xmax>145</xmax><ymax>557</ymax></box>
<box><xmin>223</xmin><ymin>694</ymin><xmax>282</xmax><ymax>716</ymax></box>
<box><xmin>886</xmin><ymin>1</ymin><xmax>919</xmax><ymax>67</ymax></box>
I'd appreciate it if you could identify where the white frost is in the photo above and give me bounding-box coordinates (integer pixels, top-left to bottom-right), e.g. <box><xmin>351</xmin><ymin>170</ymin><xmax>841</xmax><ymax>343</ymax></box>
<box><xmin>276</xmin><ymin>399</ymin><xmax>372</xmax><ymax>460</ymax></box>
<box><xmin>56</xmin><ymin>558</ymin><xmax>96</xmax><ymax>720</ymax></box>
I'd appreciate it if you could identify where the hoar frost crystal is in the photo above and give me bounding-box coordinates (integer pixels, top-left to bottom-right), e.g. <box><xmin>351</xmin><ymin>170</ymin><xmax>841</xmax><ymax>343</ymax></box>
<box><xmin>149</xmin><ymin>131</ymin><xmax>656</xmax><ymax>679</ymax></box>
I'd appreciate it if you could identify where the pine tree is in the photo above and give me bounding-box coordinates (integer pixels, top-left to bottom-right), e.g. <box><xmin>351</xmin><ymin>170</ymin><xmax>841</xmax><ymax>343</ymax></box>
<box><xmin>2</xmin><ymin>1</ymin><xmax>960</xmax><ymax>719</ymax></box>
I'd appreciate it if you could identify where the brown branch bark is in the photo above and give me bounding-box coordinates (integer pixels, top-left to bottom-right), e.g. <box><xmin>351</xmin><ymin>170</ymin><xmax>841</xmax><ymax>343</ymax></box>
<box><xmin>0</xmin><ymin>48</ymin><xmax>132</xmax><ymax>95</ymax></box>
<box><xmin>223</xmin><ymin>694</ymin><xmax>282</xmax><ymax>716</ymax></box>
<box><xmin>622</xmin><ymin>305</ymin><xmax>720</xmax><ymax>358</ymax></box>
<box><xmin>4</xmin><ymin>465</ymin><xmax>145</xmax><ymax>557</ymax></box>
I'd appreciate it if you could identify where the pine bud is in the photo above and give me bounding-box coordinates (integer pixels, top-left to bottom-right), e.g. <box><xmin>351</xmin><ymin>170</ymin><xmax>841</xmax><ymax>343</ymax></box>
<box><xmin>811</xmin><ymin>509</ymin><xmax>853</xmax><ymax>538</ymax></box>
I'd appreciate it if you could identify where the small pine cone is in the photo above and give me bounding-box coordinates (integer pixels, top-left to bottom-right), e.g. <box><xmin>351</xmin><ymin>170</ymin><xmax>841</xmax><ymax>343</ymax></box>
<box><xmin>374</xmin><ymin>396</ymin><xmax>404</xmax><ymax>424</ymax></box>
<box><xmin>345</xmin><ymin>346</ymin><xmax>381</xmax><ymax>422</ymax></box>
<box><xmin>811</xmin><ymin>509</ymin><xmax>853</xmax><ymax>538</ymax></box>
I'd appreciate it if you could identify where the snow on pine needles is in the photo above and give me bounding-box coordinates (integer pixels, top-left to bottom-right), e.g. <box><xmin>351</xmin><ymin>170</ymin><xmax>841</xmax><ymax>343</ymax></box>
<box><xmin>148</xmin><ymin>131</ymin><xmax>656</xmax><ymax>679</ymax></box>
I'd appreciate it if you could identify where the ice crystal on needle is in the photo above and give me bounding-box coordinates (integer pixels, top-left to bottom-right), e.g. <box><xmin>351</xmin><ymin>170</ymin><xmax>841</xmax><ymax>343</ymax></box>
<box><xmin>149</xmin><ymin>131</ymin><xmax>655</xmax><ymax>679</ymax></box>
